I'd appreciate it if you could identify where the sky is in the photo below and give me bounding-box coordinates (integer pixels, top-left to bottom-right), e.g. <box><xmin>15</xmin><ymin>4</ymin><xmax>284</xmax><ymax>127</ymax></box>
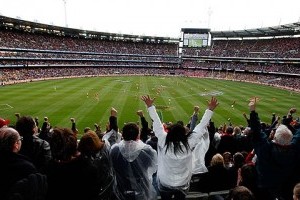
<box><xmin>0</xmin><ymin>0</ymin><xmax>300</xmax><ymax>38</ymax></box>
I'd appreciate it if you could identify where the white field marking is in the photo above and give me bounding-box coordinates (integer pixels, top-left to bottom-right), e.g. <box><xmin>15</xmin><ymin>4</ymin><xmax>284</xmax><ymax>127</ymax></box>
<box><xmin>115</xmin><ymin>79</ymin><xmax>130</xmax><ymax>83</ymax></box>
<box><xmin>0</xmin><ymin>104</ymin><xmax>13</xmax><ymax>110</ymax></box>
<box><xmin>199</xmin><ymin>91</ymin><xmax>224</xmax><ymax>96</ymax></box>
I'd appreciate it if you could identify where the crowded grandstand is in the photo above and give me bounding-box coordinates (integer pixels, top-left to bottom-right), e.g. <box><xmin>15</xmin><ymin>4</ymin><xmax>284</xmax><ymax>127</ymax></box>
<box><xmin>0</xmin><ymin>15</ymin><xmax>300</xmax><ymax>91</ymax></box>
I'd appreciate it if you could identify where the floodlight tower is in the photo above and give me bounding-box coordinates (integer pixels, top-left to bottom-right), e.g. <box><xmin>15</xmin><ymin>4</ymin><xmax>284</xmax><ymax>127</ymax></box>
<box><xmin>62</xmin><ymin>0</ymin><xmax>68</xmax><ymax>27</ymax></box>
<box><xmin>207</xmin><ymin>7</ymin><xmax>213</xmax><ymax>28</ymax></box>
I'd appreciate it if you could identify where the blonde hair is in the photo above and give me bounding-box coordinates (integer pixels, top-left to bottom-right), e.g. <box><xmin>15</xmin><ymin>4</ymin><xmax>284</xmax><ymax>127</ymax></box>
<box><xmin>294</xmin><ymin>183</ymin><xmax>300</xmax><ymax>200</ymax></box>
<box><xmin>210</xmin><ymin>153</ymin><xmax>224</xmax><ymax>166</ymax></box>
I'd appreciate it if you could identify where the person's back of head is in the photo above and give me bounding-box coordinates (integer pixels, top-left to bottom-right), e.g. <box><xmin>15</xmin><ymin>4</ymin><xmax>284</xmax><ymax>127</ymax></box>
<box><xmin>233</xmin><ymin>126</ymin><xmax>242</xmax><ymax>136</ymax></box>
<box><xmin>0</xmin><ymin>127</ymin><xmax>21</xmax><ymax>153</ymax></box>
<box><xmin>50</xmin><ymin>127</ymin><xmax>77</xmax><ymax>162</ymax></box>
<box><xmin>274</xmin><ymin>124</ymin><xmax>293</xmax><ymax>146</ymax></box>
<box><xmin>16</xmin><ymin>116</ymin><xmax>36</xmax><ymax>137</ymax></box>
<box><xmin>233</xmin><ymin>152</ymin><xmax>245</xmax><ymax>168</ymax></box>
<box><xmin>165</xmin><ymin>123</ymin><xmax>189</xmax><ymax>155</ymax></box>
<box><xmin>210</xmin><ymin>153</ymin><xmax>224</xmax><ymax>167</ymax></box>
<box><xmin>78</xmin><ymin>130</ymin><xmax>103</xmax><ymax>157</ymax></box>
<box><xmin>227</xmin><ymin>186</ymin><xmax>255</xmax><ymax>200</ymax></box>
<box><xmin>294</xmin><ymin>183</ymin><xmax>300</xmax><ymax>200</ymax></box>
<box><xmin>240</xmin><ymin>163</ymin><xmax>257</xmax><ymax>189</ymax></box>
<box><xmin>226</xmin><ymin>126</ymin><xmax>234</xmax><ymax>135</ymax></box>
<box><xmin>122</xmin><ymin>122</ymin><xmax>139</xmax><ymax>141</ymax></box>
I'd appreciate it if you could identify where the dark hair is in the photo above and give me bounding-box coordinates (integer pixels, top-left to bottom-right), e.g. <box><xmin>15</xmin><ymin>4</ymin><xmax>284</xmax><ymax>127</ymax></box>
<box><xmin>165</xmin><ymin>123</ymin><xmax>190</xmax><ymax>155</ymax></box>
<box><xmin>122</xmin><ymin>123</ymin><xmax>139</xmax><ymax>141</ymax></box>
<box><xmin>50</xmin><ymin>127</ymin><xmax>77</xmax><ymax>161</ymax></box>
<box><xmin>227</xmin><ymin>186</ymin><xmax>255</xmax><ymax>200</ymax></box>
<box><xmin>15</xmin><ymin>116</ymin><xmax>36</xmax><ymax>137</ymax></box>
<box><xmin>233</xmin><ymin>152</ymin><xmax>245</xmax><ymax>168</ymax></box>
<box><xmin>226</xmin><ymin>126</ymin><xmax>234</xmax><ymax>134</ymax></box>
<box><xmin>240</xmin><ymin>163</ymin><xmax>257</xmax><ymax>190</ymax></box>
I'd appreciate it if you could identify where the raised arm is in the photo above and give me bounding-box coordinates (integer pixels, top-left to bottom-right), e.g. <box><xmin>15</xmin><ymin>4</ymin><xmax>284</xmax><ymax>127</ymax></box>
<box><xmin>189</xmin><ymin>106</ymin><xmax>200</xmax><ymax>132</ymax></box>
<box><xmin>108</xmin><ymin>107</ymin><xmax>118</xmax><ymax>132</ymax></box>
<box><xmin>191</xmin><ymin>97</ymin><xmax>218</xmax><ymax>143</ymax></box>
<box><xmin>249</xmin><ymin>97</ymin><xmax>267</xmax><ymax>142</ymax></box>
<box><xmin>141</xmin><ymin>95</ymin><xmax>166</xmax><ymax>143</ymax></box>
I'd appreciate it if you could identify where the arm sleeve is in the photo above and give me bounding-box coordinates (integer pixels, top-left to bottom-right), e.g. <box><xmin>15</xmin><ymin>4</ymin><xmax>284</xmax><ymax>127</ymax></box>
<box><xmin>249</xmin><ymin>110</ymin><xmax>266</xmax><ymax>142</ymax></box>
<box><xmin>71</xmin><ymin>122</ymin><xmax>76</xmax><ymax>133</ymax></box>
<box><xmin>189</xmin><ymin>113</ymin><xmax>199</xmax><ymax>132</ymax></box>
<box><xmin>109</xmin><ymin>116</ymin><xmax>118</xmax><ymax>132</ymax></box>
<box><xmin>140</xmin><ymin>117</ymin><xmax>150</xmax><ymax>142</ymax></box>
<box><xmin>147</xmin><ymin>106</ymin><xmax>167</xmax><ymax>147</ymax></box>
<box><xmin>141</xmin><ymin>117</ymin><xmax>149</xmax><ymax>129</ymax></box>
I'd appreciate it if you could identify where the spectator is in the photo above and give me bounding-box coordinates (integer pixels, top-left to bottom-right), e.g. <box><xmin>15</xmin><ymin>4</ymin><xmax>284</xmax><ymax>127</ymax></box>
<box><xmin>39</xmin><ymin>116</ymin><xmax>51</xmax><ymax>142</ymax></box>
<box><xmin>226</xmin><ymin>186</ymin><xmax>255</xmax><ymax>200</ymax></box>
<box><xmin>223</xmin><ymin>152</ymin><xmax>233</xmax><ymax>169</ymax></box>
<box><xmin>78</xmin><ymin>130</ymin><xmax>115</xmax><ymax>200</ymax></box>
<box><xmin>200</xmin><ymin>153</ymin><xmax>231</xmax><ymax>193</ymax></box>
<box><xmin>237</xmin><ymin>163</ymin><xmax>260</xmax><ymax>199</ymax></box>
<box><xmin>141</xmin><ymin>95</ymin><xmax>218</xmax><ymax>199</ymax></box>
<box><xmin>46</xmin><ymin>127</ymin><xmax>99</xmax><ymax>200</ymax></box>
<box><xmin>110</xmin><ymin>122</ymin><xmax>157</xmax><ymax>200</ymax></box>
<box><xmin>249</xmin><ymin>97</ymin><xmax>300</xmax><ymax>200</ymax></box>
<box><xmin>15</xmin><ymin>115</ymin><xmax>51</xmax><ymax>173</ymax></box>
<box><xmin>137</xmin><ymin>110</ymin><xmax>153</xmax><ymax>143</ymax></box>
<box><xmin>217</xmin><ymin>125</ymin><xmax>236</xmax><ymax>155</ymax></box>
<box><xmin>0</xmin><ymin>127</ymin><xmax>46</xmax><ymax>200</ymax></box>
<box><xmin>190</xmin><ymin>105</ymin><xmax>212</xmax><ymax>175</ymax></box>
<box><xmin>294</xmin><ymin>182</ymin><xmax>300</xmax><ymax>200</ymax></box>
<box><xmin>103</xmin><ymin>107</ymin><xmax>122</xmax><ymax>147</ymax></box>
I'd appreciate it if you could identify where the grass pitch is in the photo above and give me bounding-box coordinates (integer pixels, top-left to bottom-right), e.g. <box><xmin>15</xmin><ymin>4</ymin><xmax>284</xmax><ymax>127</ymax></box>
<box><xmin>1</xmin><ymin>76</ymin><xmax>299</xmax><ymax>136</ymax></box>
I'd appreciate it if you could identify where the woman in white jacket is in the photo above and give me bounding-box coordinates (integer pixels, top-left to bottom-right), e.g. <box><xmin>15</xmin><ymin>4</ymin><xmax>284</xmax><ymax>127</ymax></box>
<box><xmin>141</xmin><ymin>95</ymin><xmax>218</xmax><ymax>200</ymax></box>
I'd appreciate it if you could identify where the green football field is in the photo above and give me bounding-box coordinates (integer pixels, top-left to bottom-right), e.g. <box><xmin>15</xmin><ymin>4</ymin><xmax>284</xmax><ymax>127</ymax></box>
<box><xmin>1</xmin><ymin>76</ymin><xmax>299</xmax><ymax>136</ymax></box>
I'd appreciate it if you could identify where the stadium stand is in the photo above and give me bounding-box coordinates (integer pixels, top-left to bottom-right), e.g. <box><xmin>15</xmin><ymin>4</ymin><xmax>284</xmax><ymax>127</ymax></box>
<box><xmin>1</xmin><ymin>15</ymin><xmax>300</xmax><ymax>92</ymax></box>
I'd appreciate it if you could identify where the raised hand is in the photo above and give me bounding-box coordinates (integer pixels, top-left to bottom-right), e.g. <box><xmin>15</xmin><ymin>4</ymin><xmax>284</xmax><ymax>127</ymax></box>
<box><xmin>194</xmin><ymin>106</ymin><xmax>200</xmax><ymax>114</ymax></box>
<box><xmin>207</xmin><ymin>97</ymin><xmax>219</xmax><ymax>111</ymax></box>
<box><xmin>136</xmin><ymin>110</ymin><xmax>144</xmax><ymax>117</ymax></box>
<box><xmin>141</xmin><ymin>95</ymin><xmax>155</xmax><ymax>108</ymax></box>
<box><xmin>249</xmin><ymin>97</ymin><xmax>257</xmax><ymax>112</ymax></box>
<box><xmin>111</xmin><ymin>107</ymin><xmax>117</xmax><ymax>117</ymax></box>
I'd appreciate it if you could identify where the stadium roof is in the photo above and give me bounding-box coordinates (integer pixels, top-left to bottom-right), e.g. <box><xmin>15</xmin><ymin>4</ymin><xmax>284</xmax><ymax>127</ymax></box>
<box><xmin>0</xmin><ymin>15</ymin><xmax>179</xmax><ymax>44</ymax></box>
<box><xmin>211</xmin><ymin>22</ymin><xmax>300</xmax><ymax>39</ymax></box>
<box><xmin>1</xmin><ymin>14</ymin><xmax>300</xmax><ymax>41</ymax></box>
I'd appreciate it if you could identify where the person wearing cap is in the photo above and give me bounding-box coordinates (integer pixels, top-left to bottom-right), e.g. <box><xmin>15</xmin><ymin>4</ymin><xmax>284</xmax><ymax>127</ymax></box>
<box><xmin>0</xmin><ymin>117</ymin><xmax>10</xmax><ymax>128</ymax></box>
<box><xmin>248</xmin><ymin>97</ymin><xmax>300</xmax><ymax>200</ymax></box>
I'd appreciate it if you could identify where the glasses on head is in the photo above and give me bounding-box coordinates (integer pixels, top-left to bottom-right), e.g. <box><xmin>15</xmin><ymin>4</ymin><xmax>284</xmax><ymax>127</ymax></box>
<box><xmin>19</xmin><ymin>136</ymin><xmax>23</xmax><ymax>141</ymax></box>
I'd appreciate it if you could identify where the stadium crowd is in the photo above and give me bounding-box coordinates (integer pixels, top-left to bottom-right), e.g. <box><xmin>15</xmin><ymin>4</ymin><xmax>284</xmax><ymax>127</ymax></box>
<box><xmin>1</xmin><ymin>95</ymin><xmax>300</xmax><ymax>200</ymax></box>
<box><xmin>182</xmin><ymin>37</ymin><xmax>300</xmax><ymax>58</ymax></box>
<box><xmin>1</xmin><ymin>27</ymin><xmax>299</xmax><ymax>94</ymax></box>
<box><xmin>2</xmin><ymin>67</ymin><xmax>300</xmax><ymax>92</ymax></box>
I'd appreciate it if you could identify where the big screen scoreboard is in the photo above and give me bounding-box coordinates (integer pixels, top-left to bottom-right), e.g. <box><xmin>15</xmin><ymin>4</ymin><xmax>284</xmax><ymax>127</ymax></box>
<box><xmin>183</xmin><ymin>33</ymin><xmax>209</xmax><ymax>47</ymax></box>
<box><xmin>181</xmin><ymin>28</ymin><xmax>210</xmax><ymax>48</ymax></box>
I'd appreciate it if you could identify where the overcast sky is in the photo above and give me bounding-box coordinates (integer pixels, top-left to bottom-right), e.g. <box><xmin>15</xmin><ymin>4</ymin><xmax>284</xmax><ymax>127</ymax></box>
<box><xmin>0</xmin><ymin>0</ymin><xmax>300</xmax><ymax>38</ymax></box>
